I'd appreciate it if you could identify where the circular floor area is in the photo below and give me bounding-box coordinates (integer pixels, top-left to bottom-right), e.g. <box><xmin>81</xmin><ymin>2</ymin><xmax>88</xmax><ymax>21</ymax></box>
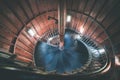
<box><xmin>34</xmin><ymin>30</ymin><xmax>89</xmax><ymax>74</ymax></box>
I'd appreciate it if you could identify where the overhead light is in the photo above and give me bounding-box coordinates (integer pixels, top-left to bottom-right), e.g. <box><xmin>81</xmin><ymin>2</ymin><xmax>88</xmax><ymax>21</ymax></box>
<box><xmin>93</xmin><ymin>51</ymin><xmax>100</xmax><ymax>57</ymax></box>
<box><xmin>27</xmin><ymin>28</ymin><xmax>36</xmax><ymax>37</ymax></box>
<box><xmin>47</xmin><ymin>37</ymin><xmax>53</xmax><ymax>43</ymax></box>
<box><xmin>48</xmin><ymin>37</ymin><xmax>53</xmax><ymax>41</ymax></box>
<box><xmin>80</xmin><ymin>27</ymin><xmax>84</xmax><ymax>34</ymax></box>
<box><xmin>75</xmin><ymin>34</ymin><xmax>81</xmax><ymax>40</ymax></box>
<box><xmin>91</xmin><ymin>48</ymin><xmax>100</xmax><ymax>57</ymax></box>
<box><xmin>67</xmin><ymin>15</ymin><xmax>72</xmax><ymax>22</ymax></box>
<box><xmin>98</xmin><ymin>48</ymin><xmax>105</xmax><ymax>54</ymax></box>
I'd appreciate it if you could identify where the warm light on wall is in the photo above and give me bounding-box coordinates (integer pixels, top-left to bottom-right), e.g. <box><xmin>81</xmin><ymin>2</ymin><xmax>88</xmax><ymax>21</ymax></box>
<box><xmin>67</xmin><ymin>15</ymin><xmax>72</xmax><ymax>22</ymax></box>
<box><xmin>27</xmin><ymin>28</ymin><xmax>36</xmax><ymax>37</ymax></box>
<box><xmin>115</xmin><ymin>56</ymin><xmax>120</xmax><ymax>66</ymax></box>
<box><xmin>80</xmin><ymin>27</ymin><xmax>84</xmax><ymax>34</ymax></box>
<box><xmin>101</xmin><ymin>62</ymin><xmax>111</xmax><ymax>74</ymax></box>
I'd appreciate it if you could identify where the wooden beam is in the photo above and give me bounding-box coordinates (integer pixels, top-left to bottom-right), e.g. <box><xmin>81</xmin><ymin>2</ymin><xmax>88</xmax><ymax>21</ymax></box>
<box><xmin>58</xmin><ymin>0</ymin><xmax>66</xmax><ymax>50</ymax></box>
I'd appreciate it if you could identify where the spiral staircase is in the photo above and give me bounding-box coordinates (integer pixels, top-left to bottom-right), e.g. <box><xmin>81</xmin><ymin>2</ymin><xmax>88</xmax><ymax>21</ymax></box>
<box><xmin>0</xmin><ymin>0</ymin><xmax>120</xmax><ymax>80</ymax></box>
